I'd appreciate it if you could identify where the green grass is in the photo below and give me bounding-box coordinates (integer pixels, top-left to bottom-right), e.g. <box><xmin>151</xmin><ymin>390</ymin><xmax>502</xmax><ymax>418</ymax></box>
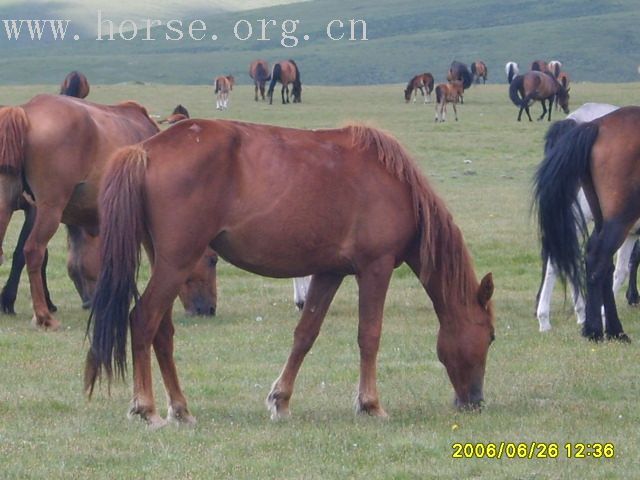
<box><xmin>0</xmin><ymin>0</ymin><xmax>640</xmax><ymax>84</ymax></box>
<box><xmin>1</xmin><ymin>83</ymin><xmax>640</xmax><ymax>479</ymax></box>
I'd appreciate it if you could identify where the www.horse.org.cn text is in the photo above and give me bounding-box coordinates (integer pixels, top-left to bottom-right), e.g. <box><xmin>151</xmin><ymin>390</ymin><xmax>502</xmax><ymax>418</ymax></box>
<box><xmin>1</xmin><ymin>13</ymin><xmax>368</xmax><ymax>47</ymax></box>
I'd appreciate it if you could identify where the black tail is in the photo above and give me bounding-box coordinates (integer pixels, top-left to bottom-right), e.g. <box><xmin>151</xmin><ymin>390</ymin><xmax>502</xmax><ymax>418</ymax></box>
<box><xmin>425</xmin><ymin>74</ymin><xmax>434</xmax><ymax>94</ymax></box>
<box><xmin>256</xmin><ymin>62</ymin><xmax>270</xmax><ymax>82</ymax></box>
<box><xmin>508</xmin><ymin>75</ymin><xmax>525</xmax><ymax>107</ymax></box>
<box><xmin>532</xmin><ymin>61</ymin><xmax>541</xmax><ymax>71</ymax></box>
<box><xmin>61</xmin><ymin>72</ymin><xmax>81</xmax><ymax>97</ymax></box>
<box><xmin>84</xmin><ymin>146</ymin><xmax>147</xmax><ymax>396</ymax></box>
<box><xmin>507</xmin><ymin>64</ymin><xmax>515</xmax><ymax>84</ymax></box>
<box><xmin>214</xmin><ymin>78</ymin><xmax>221</xmax><ymax>94</ymax></box>
<box><xmin>267</xmin><ymin>64</ymin><xmax>282</xmax><ymax>103</ymax></box>
<box><xmin>533</xmin><ymin>122</ymin><xmax>600</xmax><ymax>293</ymax></box>
<box><xmin>460</xmin><ymin>67</ymin><xmax>472</xmax><ymax>89</ymax></box>
<box><xmin>544</xmin><ymin>118</ymin><xmax>577</xmax><ymax>154</ymax></box>
<box><xmin>172</xmin><ymin>104</ymin><xmax>189</xmax><ymax>117</ymax></box>
<box><xmin>470</xmin><ymin>62</ymin><xmax>477</xmax><ymax>75</ymax></box>
<box><xmin>435</xmin><ymin>85</ymin><xmax>444</xmax><ymax>104</ymax></box>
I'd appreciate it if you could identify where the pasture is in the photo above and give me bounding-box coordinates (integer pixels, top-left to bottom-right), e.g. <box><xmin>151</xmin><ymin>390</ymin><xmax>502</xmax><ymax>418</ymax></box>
<box><xmin>1</xmin><ymin>82</ymin><xmax>639</xmax><ymax>479</ymax></box>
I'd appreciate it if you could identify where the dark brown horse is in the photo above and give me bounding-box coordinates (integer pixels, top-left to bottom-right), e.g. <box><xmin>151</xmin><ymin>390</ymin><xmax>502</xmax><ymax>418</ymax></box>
<box><xmin>0</xmin><ymin>94</ymin><xmax>216</xmax><ymax>329</ymax></box>
<box><xmin>249</xmin><ymin>59</ymin><xmax>271</xmax><ymax>101</ymax></box>
<box><xmin>534</xmin><ymin>106</ymin><xmax>640</xmax><ymax>341</ymax></box>
<box><xmin>509</xmin><ymin>71</ymin><xmax>569</xmax><ymax>121</ymax></box>
<box><xmin>60</xmin><ymin>71</ymin><xmax>90</xmax><ymax>98</ymax></box>
<box><xmin>158</xmin><ymin>104</ymin><xmax>190</xmax><ymax>125</ymax></box>
<box><xmin>434</xmin><ymin>81</ymin><xmax>464</xmax><ymax>122</ymax></box>
<box><xmin>531</xmin><ymin>60</ymin><xmax>548</xmax><ymax>73</ymax></box>
<box><xmin>85</xmin><ymin>120</ymin><xmax>495</xmax><ymax>428</ymax></box>
<box><xmin>404</xmin><ymin>73</ymin><xmax>434</xmax><ymax>103</ymax></box>
<box><xmin>268</xmin><ymin>60</ymin><xmax>301</xmax><ymax>104</ymax></box>
<box><xmin>447</xmin><ymin>61</ymin><xmax>472</xmax><ymax>103</ymax></box>
<box><xmin>470</xmin><ymin>61</ymin><xmax>488</xmax><ymax>84</ymax></box>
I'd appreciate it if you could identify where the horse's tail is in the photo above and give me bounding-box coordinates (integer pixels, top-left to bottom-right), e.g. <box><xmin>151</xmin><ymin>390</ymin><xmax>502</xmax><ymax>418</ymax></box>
<box><xmin>425</xmin><ymin>74</ymin><xmax>434</xmax><ymax>94</ymax></box>
<box><xmin>471</xmin><ymin>62</ymin><xmax>477</xmax><ymax>75</ymax></box>
<box><xmin>289</xmin><ymin>59</ymin><xmax>301</xmax><ymax>87</ymax></box>
<box><xmin>544</xmin><ymin>118</ymin><xmax>577</xmax><ymax>154</ymax></box>
<box><xmin>61</xmin><ymin>71</ymin><xmax>81</xmax><ymax>97</ymax></box>
<box><xmin>267</xmin><ymin>63</ymin><xmax>282</xmax><ymax>101</ymax></box>
<box><xmin>553</xmin><ymin>63</ymin><xmax>560</xmax><ymax>78</ymax></box>
<box><xmin>508</xmin><ymin>75</ymin><xmax>525</xmax><ymax>107</ymax></box>
<box><xmin>461</xmin><ymin>67</ymin><xmax>472</xmax><ymax>89</ymax></box>
<box><xmin>507</xmin><ymin>64</ymin><xmax>515</xmax><ymax>84</ymax></box>
<box><xmin>256</xmin><ymin>62</ymin><xmax>270</xmax><ymax>82</ymax></box>
<box><xmin>435</xmin><ymin>85</ymin><xmax>444</xmax><ymax>104</ymax></box>
<box><xmin>533</xmin><ymin>122</ymin><xmax>600</xmax><ymax>293</ymax></box>
<box><xmin>532</xmin><ymin>61</ymin><xmax>541</xmax><ymax>71</ymax></box>
<box><xmin>214</xmin><ymin>78</ymin><xmax>221</xmax><ymax>94</ymax></box>
<box><xmin>0</xmin><ymin>106</ymin><xmax>29</xmax><ymax>264</ymax></box>
<box><xmin>84</xmin><ymin>145</ymin><xmax>147</xmax><ymax>397</ymax></box>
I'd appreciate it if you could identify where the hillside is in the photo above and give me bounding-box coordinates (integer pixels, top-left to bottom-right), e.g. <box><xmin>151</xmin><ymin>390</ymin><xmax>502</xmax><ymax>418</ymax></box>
<box><xmin>0</xmin><ymin>0</ymin><xmax>638</xmax><ymax>84</ymax></box>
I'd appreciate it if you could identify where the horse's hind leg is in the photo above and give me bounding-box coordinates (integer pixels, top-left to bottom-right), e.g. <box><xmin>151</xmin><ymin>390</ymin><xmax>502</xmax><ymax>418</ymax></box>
<box><xmin>452</xmin><ymin>103</ymin><xmax>458</xmax><ymax>121</ymax></box>
<box><xmin>267</xmin><ymin>272</ymin><xmax>344</xmax><ymax>420</ymax></box>
<box><xmin>612</xmin><ymin>236</ymin><xmax>635</xmax><ymax>294</ymax></box>
<box><xmin>254</xmin><ymin>82</ymin><xmax>259</xmax><ymax>101</ymax></box>
<box><xmin>355</xmin><ymin>258</ymin><xmax>394</xmax><ymax>417</ymax></box>
<box><xmin>535</xmin><ymin>257</ymin><xmax>556</xmax><ymax>331</ymax></box>
<box><xmin>626</xmin><ymin>240</ymin><xmax>640</xmax><ymax>305</ymax></box>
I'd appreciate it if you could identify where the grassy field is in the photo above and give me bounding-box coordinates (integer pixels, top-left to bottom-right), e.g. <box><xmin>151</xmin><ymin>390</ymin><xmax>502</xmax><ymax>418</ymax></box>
<box><xmin>1</xmin><ymin>83</ymin><xmax>639</xmax><ymax>479</ymax></box>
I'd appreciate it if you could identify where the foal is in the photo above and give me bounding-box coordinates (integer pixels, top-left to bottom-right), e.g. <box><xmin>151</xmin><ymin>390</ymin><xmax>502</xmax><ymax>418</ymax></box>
<box><xmin>434</xmin><ymin>81</ymin><xmax>463</xmax><ymax>122</ymax></box>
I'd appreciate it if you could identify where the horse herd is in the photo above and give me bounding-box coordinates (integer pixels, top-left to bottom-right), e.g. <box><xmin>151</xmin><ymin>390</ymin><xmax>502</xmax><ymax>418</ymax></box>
<box><xmin>405</xmin><ymin>59</ymin><xmax>571</xmax><ymax>123</ymax></box>
<box><xmin>0</xmin><ymin>61</ymin><xmax>634</xmax><ymax>430</ymax></box>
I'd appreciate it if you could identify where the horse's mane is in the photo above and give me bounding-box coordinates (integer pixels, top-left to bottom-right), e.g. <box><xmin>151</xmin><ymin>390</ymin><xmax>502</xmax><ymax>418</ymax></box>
<box><xmin>348</xmin><ymin>124</ymin><xmax>475</xmax><ymax>301</ymax></box>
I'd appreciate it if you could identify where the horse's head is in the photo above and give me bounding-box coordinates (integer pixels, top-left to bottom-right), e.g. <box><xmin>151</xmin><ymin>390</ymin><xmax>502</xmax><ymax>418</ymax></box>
<box><xmin>292</xmin><ymin>82</ymin><xmax>302</xmax><ymax>103</ymax></box>
<box><xmin>557</xmin><ymin>86</ymin><xmax>570</xmax><ymax>114</ymax></box>
<box><xmin>404</xmin><ymin>87</ymin><xmax>412</xmax><ymax>103</ymax></box>
<box><xmin>178</xmin><ymin>248</ymin><xmax>218</xmax><ymax>316</ymax></box>
<box><xmin>436</xmin><ymin>273</ymin><xmax>495</xmax><ymax>409</ymax></box>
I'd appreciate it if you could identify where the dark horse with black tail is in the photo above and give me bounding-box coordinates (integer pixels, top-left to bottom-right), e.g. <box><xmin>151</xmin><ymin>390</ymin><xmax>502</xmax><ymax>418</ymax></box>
<box><xmin>447</xmin><ymin>61</ymin><xmax>472</xmax><ymax>103</ymax></box>
<box><xmin>60</xmin><ymin>71</ymin><xmax>90</xmax><ymax>98</ymax></box>
<box><xmin>533</xmin><ymin>106</ymin><xmax>640</xmax><ymax>342</ymax></box>
<box><xmin>509</xmin><ymin>71</ymin><xmax>569</xmax><ymax>121</ymax></box>
<box><xmin>268</xmin><ymin>60</ymin><xmax>301</xmax><ymax>105</ymax></box>
<box><xmin>249</xmin><ymin>59</ymin><xmax>271</xmax><ymax>101</ymax></box>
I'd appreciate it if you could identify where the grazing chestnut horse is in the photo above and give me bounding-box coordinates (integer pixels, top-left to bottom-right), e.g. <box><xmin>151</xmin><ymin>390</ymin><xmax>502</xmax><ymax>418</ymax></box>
<box><xmin>0</xmin><ymin>95</ymin><xmax>216</xmax><ymax>329</ymax></box>
<box><xmin>548</xmin><ymin>60</ymin><xmax>562</xmax><ymax>79</ymax></box>
<box><xmin>470</xmin><ymin>61</ymin><xmax>488</xmax><ymax>84</ymax></box>
<box><xmin>85</xmin><ymin>120</ymin><xmax>495</xmax><ymax>428</ymax></box>
<box><xmin>60</xmin><ymin>71</ymin><xmax>90</xmax><ymax>98</ymax></box>
<box><xmin>531</xmin><ymin>60</ymin><xmax>548</xmax><ymax>73</ymax></box>
<box><xmin>505</xmin><ymin>61</ymin><xmax>519</xmax><ymax>84</ymax></box>
<box><xmin>509</xmin><ymin>71</ymin><xmax>569</xmax><ymax>121</ymax></box>
<box><xmin>158</xmin><ymin>104</ymin><xmax>189</xmax><ymax>125</ymax></box>
<box><xmin>268</xmin><ymin>60</ymin><xmax>301</xmax><ymax>104</ymax></box>
<box><xmin>534</xmin><ymin>106</ymin><xmax>640</xmax><ymax>342</ymax></box>
<box><xmin>404</xmin><ymin>73</ymin><xmax>434</xmax><ymax>103</ymax></box>
<box><xmin>215</xmin><ymin>75</ymin><xmax>234</xmax><ymax>110</ymax></box>
<box><xmin>447</xmin><ymin>61</ymin><xmax>472</xmax><ymax>103</ymax></box>
<box><xmin>249</xmin><ymin>59</ymin><xmax>271</xmax><ymax>101</ymax></box>
<box><xmin>434</xmin><ymin>81</ymin><xmax>464</xmax><ymax>122</ymax></box>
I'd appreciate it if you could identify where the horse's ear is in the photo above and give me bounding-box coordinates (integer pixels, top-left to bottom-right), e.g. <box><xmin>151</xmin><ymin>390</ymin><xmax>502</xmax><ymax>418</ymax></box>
<box><xmin>478</xmin><ymin>273</ymin><xmax>494</xmax><ymax>308</ymax></box>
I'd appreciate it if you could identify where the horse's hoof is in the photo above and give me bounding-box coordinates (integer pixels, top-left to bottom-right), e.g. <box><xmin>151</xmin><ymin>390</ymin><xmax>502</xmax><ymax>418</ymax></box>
<box><xmin>607</xmin><ymin>333</ymin><xmax>631</xmax><ymax>343</ymax></box>
<box><xmin>582</xmin><ymin>330</ymin><xmax>605</xmax><ymax>342</ymax></box>
<box><xmin>295</xmin><ymin>301</ymin><xmax>304</xmax><ymax>311</ymax></box>
<box><xmin>266</xmin><ymin>390</ymin><xmax>291</xmax><ymax>421</ymax></box>
<box><xmin>147</xmin><ymin>415</ymin><xmax>169</xmax><ymax>431</ymax></box>
<box><xmin>31</xmin><ymin>314</ymin><xmax>61</xmax><ymax>331</ymax></box>
<box><xmin>48</xmin><ymin>303</ymin><xmax>58</xmax><ymax>313</ymax></box>
<box><xmin>356</xmin><ymin>401</ymin><xmax>389</xmax><ymax>419</ymax></box>
<box><xmin>168</xmin><ymin>406</ymin><xmax>197</xmax><ymax>426</ymax></box>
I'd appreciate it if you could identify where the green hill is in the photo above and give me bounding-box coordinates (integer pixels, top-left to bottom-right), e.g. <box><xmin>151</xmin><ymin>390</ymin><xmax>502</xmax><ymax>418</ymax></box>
<box><xmin>0</xmin><ymin>0</ymin><xmax>639</xmax><ymax>85</ymax></box>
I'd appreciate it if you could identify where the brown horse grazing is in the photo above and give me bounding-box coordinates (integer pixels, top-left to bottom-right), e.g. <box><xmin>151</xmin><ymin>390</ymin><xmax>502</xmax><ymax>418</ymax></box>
<box><xmin>0</xmin><ymin>94</ymin><xmax>216</xmax><ymax>329</ymax></box>
<box><xmin>404</xmin><ymin>73</ymin><xmax>434</xmax><ymax>103</ymax></box>
<box><xmin>531</xmin><ymin>60</ymin><xmax>548</xmax><ymax>73</ymax></box>
<box><xmin>555</xmin><ymin>72</ymin><xmax>570</xmax><ymax>110</ymax></box>
<box><xmin>268</xmin><ymin>60</ymin><xmax>301</xmax><ymax>104</ymax></box>
<box><xmin>215</xmin><ymin>75</ymin><xmax>235</xmax><ymax>110</ymax></box>
<box><xmin>509</xmin><ymin>71</ymin><xmax>569</xmax><ymax>121</ymax></box>
<box><xmin>60</xmin><ymin>71</ymin><xmax>90</xmax><ymax>98</ymax></box>
<box><xmin>158</xmin><ymin>104</ymin><xmax>190</xmax><ymax>125</ymax></box>
<box><xmin>85</xmin><ymin>120</ymin><xmax>495</xmax><ymax>428</ymax></box>
<box><xmin>249</xmin><ymin>59</ymin><xmax>271</xmax><ymax>101</ymax></box>
<box><xmin>470</xmin><ymin>61</ymin><xmax>488</xmax><ymax>84</ymax></box>
<box><xmin>533</xmin><ymin>106</ymin><xmax>640</xmax><ymax>342</ymax></box>
<box><xmin>447</xmin><ymin>61</ymin><xmax>472</xmax><ymax>103</ymax></box>
<box><xmin>434</xmin><ymin>81</ymin><xmax>464</xmax><ymax>122</ymax></box>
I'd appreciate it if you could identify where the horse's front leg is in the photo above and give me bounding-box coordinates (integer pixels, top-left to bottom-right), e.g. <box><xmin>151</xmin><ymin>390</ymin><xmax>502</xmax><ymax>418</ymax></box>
<box><xmin>355</xmin><ymin>258</ymin><xmax>394</xmax><ymax>417</ymax></box>
<box><xmin>267</xmin><ymin>273</ymin><xmax>344</xmax><ymax>420</ymax></box>
<box><xmin>452</xmin><ymin>102</ymin><xmax>458</xmax><ymax>121</ymax></box>
<box><xmin>537</xmin><ymin>100</ymin><xmax>547</xmax><ymax>121</ymax></box>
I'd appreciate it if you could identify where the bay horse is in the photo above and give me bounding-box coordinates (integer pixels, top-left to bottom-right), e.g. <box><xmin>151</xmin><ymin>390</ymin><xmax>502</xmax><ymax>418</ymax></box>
<box><xmin>268</xmin><ymin>59</ymin><xmax>301</xmax><ymax>104</ymax></box>
<box><xmin>505</xmin><ymin>62</ymin><xmax>519</xmax><ymax>84</ymax></box>
<box><xmin>534</xmin><ymin>106</ymin><xmax>640</xmax><ymax>342</ymax></box>
<box><xmin>434</xmin><ymin>81</ymin><xmax>464</xmax><ymax>122</ymax></box>
<box><xmin>531</xmin><ymin>60</ymin><xmax>548</xmax><ymax>73</ymax></box>
<box><xmin>0</xmin><ymin>94</ymin><xmax>216</xmax><ymax>329</ymax></box>
<box><xmin>548</xmin><ymin>60</ymin><xmax>562</xmax><ymax>79</ymax></box>
<box><xmin>447</xmin><ymin>61</ymin><xmax>472</xmax><ymax>103</ymax></box>
<box><xmin>215</xmin><ymin>75</ymin><xmax>234</xmax><ymax>110</ymax></box>
<box><xmin>470</xmin><ymin>61</ymin><xmax>488</xmax><ymax>84</ymax></box>
<box><xmin>554</xmin><ymin>72</ymin><xmax>570</xmax><ymax>111</ymax></box>
<box><xmin>60</xmin><ymin>71</ymin><xmax>90</xmax><ymax>98</ymax></box>
<box><xmin>509</xmin><ymin>71</ymin><xmax>569</xmax><ymax>121</ymax></box>
<box><xmin>404</xmin><ymin>73</ymin><xmax>434</xmax><ymax>103</ymax></box>
<box><xmin>85</xmin><ymin>120</ymin><xmax>495</xmax><ymax>428</ymax></box>
<box><xmin>158</xmin><ymin>104</ymin><xmax>189</xmax><ymax>125</ymax></box>
<box><xmin>249</xmin><ymin>59</ymin><xmax>271</xmax><ymax>101</ymax></box>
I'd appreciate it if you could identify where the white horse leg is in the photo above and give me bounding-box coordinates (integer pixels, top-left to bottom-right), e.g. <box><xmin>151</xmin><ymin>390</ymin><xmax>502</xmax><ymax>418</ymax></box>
<box><xmin>536</xmin><ymin>259</ymin><xmax>556</xmax><ymax>332</ymax></box>
<box><xmin>613</xmin><ymin>236</ymin><xmax>636</xmax><ymax>294</ymax></box>
<box><xmin>293</xmin><ymin>276</ymin><xmax>312</xmax><ymax>310</ymax></box>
